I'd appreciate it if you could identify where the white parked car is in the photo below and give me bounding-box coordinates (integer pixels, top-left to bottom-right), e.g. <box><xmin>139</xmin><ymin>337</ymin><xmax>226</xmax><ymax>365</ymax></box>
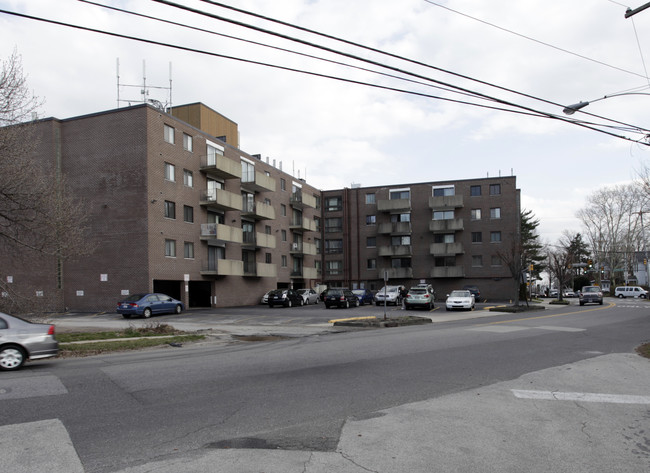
<box><xmin>375</xmin><ymin>286</ymin><xmax>402</xmax><ymax>306</ymax></box>
<box><xmin>297</xmin><ymin>288</ymin><xmax>319</xmax><ymax>305</ymax></box>
<box><xmin>614</xmin><ymin>286</ymin><xmax>648</xmax><ymax>298</ymax></box>
<box><xmin>260</xmin><ymin>290</ymin><xmax>275</xmax><ymax>304</ymax></box>
<box><xmin>445</xmin><ymin>290</ymin><xmax>475</xmax><ymax>311</ymax></box>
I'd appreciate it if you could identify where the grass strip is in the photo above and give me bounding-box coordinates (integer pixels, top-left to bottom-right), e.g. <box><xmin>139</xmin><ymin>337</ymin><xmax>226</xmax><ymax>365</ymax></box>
<box><xmin>58</xmin><ymin>334</ymin><xmax>205</xmax><ymax>356</ymax></box>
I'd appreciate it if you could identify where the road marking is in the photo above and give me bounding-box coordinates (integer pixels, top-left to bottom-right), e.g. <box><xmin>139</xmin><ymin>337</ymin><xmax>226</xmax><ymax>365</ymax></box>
<box><xmin>473</xmin><ymin>302</ymin><xmax>615</xmax><ymax>328</ymax></box>
<box><xmin>328</xmin><ymin>316</ymin><xmax>377</xmax><ymax>323</ymax></box>
<box><xmin>534</xmin><ymin>325</ymin><xmax>586</xmax><ymax>332</ymax></box>
<box><xmin>469</xmin><ymin>325</ymin><xmax>529</xmax><ymax>333</ymax></box>
<box><xmin>512</xmin><ymin>390</ymin><xmax>650</xmax><ymax>404</ymax></box>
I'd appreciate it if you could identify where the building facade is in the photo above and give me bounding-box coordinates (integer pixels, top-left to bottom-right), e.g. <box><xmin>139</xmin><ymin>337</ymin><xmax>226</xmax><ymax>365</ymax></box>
<box><xmin>1</xmin><ymin>103</ymin><xmax>520</xmax><ymax>311</ymax></box>
<box><xmin>321</xmin><ymin>177</ymin><xmax>520</xmax><ymax>300</ymax></box>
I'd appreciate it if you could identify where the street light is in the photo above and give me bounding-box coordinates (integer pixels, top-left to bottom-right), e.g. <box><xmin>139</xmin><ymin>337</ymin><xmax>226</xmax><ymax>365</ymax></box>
<box><xmin>562</xmin><ymin>92</ymin><xmax>650</xmax><ymax>115</ymax></box>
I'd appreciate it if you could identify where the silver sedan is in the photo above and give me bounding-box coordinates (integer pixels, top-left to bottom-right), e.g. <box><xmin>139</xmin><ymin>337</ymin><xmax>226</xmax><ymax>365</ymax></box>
<box><xmin>297</xmin><ymin>288</ymin><xmax>320</xmax><ymax>305</ymax></box>
<box><xmin>0</xmin><ymin>312</ymin><xmax>59</xmax><ymax>371</ymax></box>
<box><xmin>445</xmin><ymin>290</ymin><xmax>475</xmax><ymax>311</ymax></box>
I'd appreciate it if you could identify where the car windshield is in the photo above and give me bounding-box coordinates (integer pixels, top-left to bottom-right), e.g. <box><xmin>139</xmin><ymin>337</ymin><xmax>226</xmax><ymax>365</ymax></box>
<box><xmin>450</xmin><ymin>290</ymin><xmax>470</xmax><ymax>297</ymax></box>
<box><xmin>352</xmin><ymin>290</ymin><xmax>364</xmax><ymax>295</ymax></box>
<box><xmin>583</xmin><ymin>287</ymin><xmax>599</xmax><ymax>293</ymax></box>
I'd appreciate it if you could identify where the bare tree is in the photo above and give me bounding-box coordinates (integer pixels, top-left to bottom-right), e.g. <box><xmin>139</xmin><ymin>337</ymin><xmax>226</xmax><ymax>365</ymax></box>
<box><xmin>0</xmin><ymin>50</ymin><xmax>92</xmax><ymax>313</ymax></box>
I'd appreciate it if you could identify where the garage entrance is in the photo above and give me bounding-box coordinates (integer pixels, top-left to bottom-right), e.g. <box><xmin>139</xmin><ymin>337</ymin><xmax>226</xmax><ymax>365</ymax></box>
<box><xmin>153</xmin><ymin>280</ymin><xmax>182</xmax><ymax>301</ymax></box>
<box><xmin>189</xmin><ymin>281</ymin><xmax>211</xmax><ymax>308</ymax></box>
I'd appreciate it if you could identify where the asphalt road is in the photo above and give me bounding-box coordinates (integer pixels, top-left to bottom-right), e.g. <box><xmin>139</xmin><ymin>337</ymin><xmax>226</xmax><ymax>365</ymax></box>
<box><xmin>1</xmin><ymin>299</ymin><xmax>649</xmax><ymax>472</ymax></box>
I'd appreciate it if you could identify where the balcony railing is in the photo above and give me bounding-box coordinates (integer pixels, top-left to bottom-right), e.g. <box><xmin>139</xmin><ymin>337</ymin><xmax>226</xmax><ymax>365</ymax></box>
<box><xmin>378</xmin><ymin>245</ymin><xmax>413</xmax><ymax>257</ymax></box>
<box><xmin>290</xmin><ymin>217</ymin><xmax>317</xmax><ymax>232</ymax></box>
<box><xmin>379</xmin><ymin>267</ymin><xmax>413</xmax><ymax>279</ymax></box>
<box><xmin>241</xmin><ymin>231</ymin><xmax>276</xmax><ymax>249</ymax></box>
<box><xmin>290</xmin><ymin>191</ymin><xmax>317</xmax><ymax>209</ymax></box>
<box><xmin>200</xmin><ymin>259</ymin><xmax>244</xmax><ymax>277</ymax></box>
<box><xmin>200</xmin><ymin>189</ymin><xmax>241</xmax><ymax>211</ymax></box>
<box><xmin>430</xmin><ymin>242</ymin><xmax>464</xmax><ymax>255</ymax></box>
<box><xmin>241</xmin><ymin>201</ymin><xmax>276</xmax><ymax>220</ymax></box>
<box><xmin>289</xmin><ymin>241</ymin><xmax>317</xmax><ymax>255</ymax></box>
<box><xmin>200</xmin><ymin>223</ymin><xmax>243</xmax><ymax>243</ymax></box>
<box><xmin>241</xmin><ymin>170</ymin><xmax>276</xmax><ymax>193</ymax></box>
<box><xmin>429</xmin><ymin>195</ymin><xmax>463</xmax><ymax>209</ymax></box>
<box><xmin>377</xmin><ymin>198</ymin><xmax>411</xmax><ymax>212</ymax></box>
<box><xmin>429</xmin><ymin>218</ymin><xmax>464</xmax><ymax>233</ymax></box>
<box><xmin>430</xmin><ymin>266</ymin><xmax>464</xmax><ymax>278</ymax></box>
<box><xmin>291</xmin><ymin>267</ymin><xmax>318</xmax><ymax>279</ymax></box>
<box><xmin>200</xmin><ymin>154</ymin><xmax>241</xmax><ymax>180</ymax></box>
<box><xmin>378</xmin><ymin>221</ymin><xmax>412</xmax><ymax>235</ymax></box>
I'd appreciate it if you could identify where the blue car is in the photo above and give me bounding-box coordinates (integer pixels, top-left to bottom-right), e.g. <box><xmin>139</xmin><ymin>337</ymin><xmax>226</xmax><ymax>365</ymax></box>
<box><xmin>352</xmin><ymin>289</ymin><xmax>374</xmax><ymax>306</ymax></box>
<box><xmin>116</xmin><ymin>293</ymin><xmax>185</xmax><ymax>319</ymax></box>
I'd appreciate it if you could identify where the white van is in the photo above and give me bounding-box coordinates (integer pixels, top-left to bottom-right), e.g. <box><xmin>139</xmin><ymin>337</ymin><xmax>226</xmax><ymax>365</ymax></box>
<box><xmin>614</xmin><ymin>286</ymin><xmax>648</xmax><ymax>299</ymax></box>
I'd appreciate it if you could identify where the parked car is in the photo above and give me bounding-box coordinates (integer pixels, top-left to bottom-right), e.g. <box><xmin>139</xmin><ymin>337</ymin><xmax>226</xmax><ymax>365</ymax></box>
<box><xmin>117</xmin><ymin>293</ymin><xmax>185</xmax><ymax>319</ymax></box>
<box><xmin>375</xmin><ymin>286</ymin><xmax>402</xmax><ymax>306</ymax></box>
<box><xmin>352</xmin><ymin>289</ymin><xmax>374</xmax><ymax>305</ymax></box>
<box><xmin>260</xmin><ymin>290</ymin><xmax>275</xmax><ymax>304</ymax></box>
<box><xmin>0</xmin><ymin>312</ymin><xmax>59</xmax><ymax>371</ymax></box>
<box><xmin>462</xmin><ymin>285</ymin><xmax>481</xmax><ymax>302</ymax></box>
<box><xmin>445</xmin><ymin>290</ymin><xmax>475</xmax><ymax>311</ymax></box>
<box><xmin>579</xmin><ymin>286</ymin><xmax>603</xmax><ymax>306</ymax></box>
<box><xmin>319</xmin><ymin>289</ymin><xmax>329</xmax><ymax>302</ymax></box>
<box><xmin>297</xmin><ymin>288</ymin><xmax>319</xmax><ymax>305</ymax></box>
<box><xmin>268</xmin><ymin>289</ymin><xmax>304</xmax><ymax>308</ymax></box>
<box><xmin>563</xmin><ymin>289</ymin><xmax>576</xmax><ymax>298</ymax></box>
<box><xmin>405</xmin><ymin>286</ymin><xmax>434</xmax><ymax>310</ymax></box>
<box><xmin>614</xmin><ymin>286</ymin><xmax>648</xmax><ymax>299</ymax></box>
<box><xmin>325</xmin><ymin>289</ymin><xmax>360</xmax><ymax>309</ymax></box>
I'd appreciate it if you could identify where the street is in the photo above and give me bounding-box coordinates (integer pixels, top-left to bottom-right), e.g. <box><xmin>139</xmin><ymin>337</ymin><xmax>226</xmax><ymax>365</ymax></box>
<box><xmin>1</xmin><ymin>299</ymin><xmax>649</xmax><ymax>472</ymax></box>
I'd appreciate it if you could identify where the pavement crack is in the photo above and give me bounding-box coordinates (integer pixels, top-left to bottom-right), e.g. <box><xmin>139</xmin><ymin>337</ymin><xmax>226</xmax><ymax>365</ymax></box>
<box><xmin>338</xmin><ymin>451</ymin><xmax>379</xmax><ymax>472</ymax></box>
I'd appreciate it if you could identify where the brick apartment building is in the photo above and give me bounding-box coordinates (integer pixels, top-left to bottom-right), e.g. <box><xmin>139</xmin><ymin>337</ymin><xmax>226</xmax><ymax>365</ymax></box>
<box><xmin>321</xmin><ymin>177</ymin><xmax>520</xmax><ymax>300</ymax></box>
<box><xmin>1</xmin><ymin>102</ymin><xmax>519</xmax><ymax>311</ymax></box>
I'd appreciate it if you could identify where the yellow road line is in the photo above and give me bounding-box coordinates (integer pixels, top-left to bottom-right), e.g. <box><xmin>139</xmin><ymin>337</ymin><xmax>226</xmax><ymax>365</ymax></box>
<box><xmin>474</xmin><ymin>301</ymin><xmax>615</xmax><ymax>326</ymax></box>
<box><xmin>328</xmin><ymin>316</ymin><xmax>378</xmax><ymax>324</ymax></box>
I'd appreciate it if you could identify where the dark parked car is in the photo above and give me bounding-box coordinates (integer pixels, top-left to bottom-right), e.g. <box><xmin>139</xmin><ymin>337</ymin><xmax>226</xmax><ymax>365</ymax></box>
<box><xmin>0</xmin><ymin>312</ymin><xmax>59</xmax><ymax>371</ymax></box>
<box><xmin>463</xmin><ymin>285</ymin><xmax>481</xmax><ymax>302</ymax></box>
<box><xmin>325</xmin><ymin>289</ymin><xmax>360</xmax><ymax>309</ymax></box>
<box><xmin>352</xmin><ymin>289</ymin><xmax>374</xmax><ymax>305</ymax></box>
<box><xmin>268</xmin><ymin>289</ymin><xmax>304</xmax><ymax>308</ymax></box>
<box><xmin>117</xmin><ymin>293</ymin><xmax>185</xmax><ymax>319</ymax></box>
<box><xmin>579</xmin><ymin>286</ymin><xmax>603</xmax><ymax>306</ymax></box>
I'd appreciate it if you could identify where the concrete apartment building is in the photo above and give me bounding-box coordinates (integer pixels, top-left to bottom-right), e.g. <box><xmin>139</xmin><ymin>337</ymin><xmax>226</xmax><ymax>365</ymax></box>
<box><xmin>321</xmin><ymin>177</ymin><xmax>520</xmax><ymax>300</ymax></box>
<box><xmin>2</xmin><ymin>102</ymin><xmax>520</xmax><ymax>311</ymax></box>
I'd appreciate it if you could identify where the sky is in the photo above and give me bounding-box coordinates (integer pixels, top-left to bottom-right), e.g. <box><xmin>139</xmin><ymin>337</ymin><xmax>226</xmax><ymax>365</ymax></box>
<box><xmin>2</xmin><ymin>0</ymin><xmax>650</xmax><ymax>244</ymax></box>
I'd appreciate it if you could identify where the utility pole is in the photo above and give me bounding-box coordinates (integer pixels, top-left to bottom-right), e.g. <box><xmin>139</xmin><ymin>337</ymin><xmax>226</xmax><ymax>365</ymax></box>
<box><xmin>625</xmin><ymin>2</ymin><xmax>650</xmax><ymax>18</ymax></box>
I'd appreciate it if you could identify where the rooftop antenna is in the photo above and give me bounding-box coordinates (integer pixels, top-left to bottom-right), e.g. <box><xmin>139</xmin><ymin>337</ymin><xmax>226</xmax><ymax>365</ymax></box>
<box><xmin>116</xmin><ymin>58</ymin><xmax>173</xmax><ymax>110</ymax></box>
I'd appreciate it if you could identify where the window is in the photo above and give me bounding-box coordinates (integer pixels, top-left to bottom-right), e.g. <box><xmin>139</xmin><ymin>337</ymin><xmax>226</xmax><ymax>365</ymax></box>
<box><xmin>325</xmin><ymin>196</ymin><xmax>342</xmax><ymax>211</ymax></box>
<box><xmin>280</xmin><ymin>178</ymin><xmax>286</xmax><ymax>191</ymax></box>
<box><xmin>366</xmin><ymin>237</ymin><xmax>376</xmax><ymax>248</ymax></box>
<box><xmin>490</xmin><ymin>231</ymin><xmax>502</xmax><ymax>243</ymax></box>
<box><xmin>391</xmin><ymin>258</ymin><xmax>411</xmax><ymax>268</ymax></box>
<box><xmin>281</xmin><ymin>204</ymin><xmax>286</xmax><ymax>217</ymax></box>
<box><xmin>164</xmin><ymin>201</ymin><xmax>176</xmax><ymax>219</ymax></box>
<box><xmin>491</xmin><ymin>255</ymin><xmax>502</xmax><ymax>266</ymax></box>
<box><xmin>490</xmin><ymin>207</ymin><xmax>501</xmax><ymax>219</ymax></box>
<box><xmin>326</xmin><ymin>239</ymin><xmax>343</xmax><ymax>253</ymax></box>
<box><xmin>326</xmin><ymin>261</ymin><xmax>342</xmax><ymax>275</ymax></box>
<box><xmin>164</xmin><ymin>162</ymin><xmax>175</xmax><ymax>182</ymax></box>
<box><xmin>471</xmin><ymin>232</ymin><xmax>482</xmax><ymax>243</ymax></box>
<box><xmin>391</xmin><ymin>235</ymin><xmax>410</xmax><ymax>246</ymax></box>
<box><xmin>435</xmin><ymin>233</ymin><xmax>454</xmax><ymax>243</ymax></box>
<box><xmin>164</xmin><ymin>124</ymin><xmax>175</xmax><ymax>144</ymax></box>
<box><xmin>315</xmin><ymin>238</ymin><xmax>321</xmax><ymax>254</ymax></box>
<box><xmin>165</xmin><ymin>239</ymin><xmax>176</xmax><ymax>257</ymax></box>
<box><xmin>433</xmin><ymin>210</ymin><xmax>454</xmax><ymax>220</ymax></box>
<box><xmin>470</xmin><ymin>185</ymin><xmax>481</xmax><ymax>196</ymax></box>
<box><xmin>184</xmin><ymin>242</ymin><xmax>194</xmax><ymax>259</ymax></box>
<box><xmin>365</xmin><ymin>193</ymin><xmax>376</xmax><ymax>204</ymax></box>
<box><xmin>391</xmin><ymin>213</ymin><xmax>410</xmax><ymax>222</ymax></box>
<box><xmin>325</xmin><ymin>217</ymin><xmax>342</xmax><ymax>233</ymax></box>
<box><xmin>390</xmin><ymin>189</ymin><xmax>410</xmax><ymax>200</ymax></box>
<box><xmin>206</xmin><ymin>142</ymin><xmax>224</xmax><ymax>165</ymax></box>
<box><xmin>241</xmin><ymin>159</ymin><xmax>255</xmax><ymax>183</ymax></box>
<box><xmin>184</xmin><ymin>205</ymin><xmax>193</xmax><ymax>223</ymax></box>
<box><xmin>183</xmin><ymin>133</ymin><xmax>193</xmax><ymax>152</ymax></box>
<box><xmin>490</xmin><ymin>183</ymin><xmax>501</xmax><ymax>195</ymax></box>
<box><xmin>434</xmin><ymin>256</ymin><xmax>456</xmax><ymax>266</ymax></box>
<box><xmin>433</xmin><ymin>186</ymin><xmax>454</xmax><ymax>196</ymax></box>
<box><xmin>265</xmin><ymin>253</ymin><xmax>272</xmax><ymax>264</ymax></box>
<box><xmin>471</xmin><ymin>209</ymin><xmax>482</xmax><ymax>220</ymax></box>
<box><xmin>281</xmin><ymin>230</ymin><xmax>287</xmax><ymax>242</ymax></box>
<box><xmin>314</xmin><ymin>216</ymin><xmax>321</xmax><ymax>232</ymax></box>
<box><xmin>472</xmin><ymin>255</ymin><xmax>483</xmax><ymax>267</ymax></box>
<box><xmin>264</xmin><ymin>198</ymin><xmax>271</xmax><ymax>206</ymax></box>
<box><xmin>314</xmin><ymin>195</ymin><xmax>321</xmax><ymax>209</ymax></box>
<box><xmin>281</xmin><ymin>255</ymin><xmax>287</xmax><ymax>267</ymax></box>
<box><xmin>183</xmin><ymin>170</ymin><xmax>193</xmax><ymax>187</ymax></box>
<box><xmin>264</xmin><ymin>225</ymin><xmax>272</xmax><ymax>234</ymax></box>
<box><xmin>367</xmin><ymin>258</ymin><xmax>377</xmax><ymax>269</ymax></box>
<box><xmin>366</xmin><ymin>215</ymin><xmax>376</xmax><ymax>225</ymax></box>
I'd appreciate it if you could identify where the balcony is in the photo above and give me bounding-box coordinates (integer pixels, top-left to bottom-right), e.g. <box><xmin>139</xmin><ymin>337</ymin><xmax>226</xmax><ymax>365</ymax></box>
<box><xmin>200</xmin><ymin>223</ymin><xmax>243</xmax><ymax>243</ymax></box>
<box><xmin>291</xmin><ymin>267</ymin><xmax>318</xmax><ymax>279</ymax></box>
<box><xmin>378</xmin><ymin>245</ymin><xmax>413</xmax><ymax>257</ymax></box>
<box><xmin>200</xmin><ymin>154</ymin><xmax>241</xmax><ymax>180</ymax></box>
<box><xmin>290</xmin><ymin>217</ymin><xmax>317</xmax><ymax>232</ymax></box>
<box><xmin>430</xmin><ymin>266</ymin><xmax>464</xmax><ymax>278</ymax></box>
<box><xmin>377</xmin><ymin>198</ymin><xmax>411</xmax><ymax>212</ymax></box>
<box><xmin>242</xmin><ymin>231</ymin><xmax>277</xmax><ymax>249</ymax></box>
<box><xmin>430</xmin><ymin>242</ymin><xmax>464</xmax><ymax>256</ymax></box>
<box><xmin>289</xmin><ymin>241</ymin><xmax>317</xmax><ymax>255</ymax></box>
<box><xmin>379</xmin><ymin>267</ymin><xmax>413</xmax><ymax>279</ymax></box>
<box><xmin>378</xmin><ymin>221</ymin><xmax>412</xmax><ymax>235</ymax></box>
<box><xmin>429</xmin><ymin>218</ymin><xmax>464</xmax><ymax>233</ymax></box>
<box><xmin>200</xmin><ymin>189</ymin><xmax>241</xmax><ymax>212</ymax></box>
<box><xmin>429</xmin><ymin>195</ymin><xmax>464</xmax><ymax>209</ymax></box>
<box><xmin>200</xmin><ymin>259</ymin><xmax>244</xmax><ymax>277</ymax></box>
<box><xmin>241</xmin><ymin>201</ymin><xmax>276</xmax><ymax>220</ymax></box>
<box><xmin>290</xmin><ymin>191</ymin><xmax>317</xmax><ymax>209</ymax></box>
<box><xmin>241</xmin><ymin>170</ymin><xmax>276</xmax><ymax>193</ymax></box>
<box><xmin>243</xmin><ymin>261</ymin><xmax>278</xmax><ymax>278</ymax></box>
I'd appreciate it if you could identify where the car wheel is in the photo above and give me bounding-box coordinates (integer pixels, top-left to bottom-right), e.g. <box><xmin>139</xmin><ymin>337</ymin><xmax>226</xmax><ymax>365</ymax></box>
<box><xmin>122</xmin><ymin>314</ymin><xmax>131</xmax><ymax>319</ymax></box>
<box><xmin>287</xmin><ymin>300</ymin><xmax>293</xmax><ymax>308</ymax></box>
<box><xmin>355</xmin><ymin>299</ymin><xmax>360</xmax><ymax>307</ymax></box>
<box><xmin>599</xmin><ymin>300</ymin><xmax>603</xmax><ymax>305</ymax></box>
<box><xmin>376</xmin><ymin>302</ymin><xmax>380</xmax><ymax>306</ymax></box>
<box><xmin>618</xmin><ymin>294</ymin><xmax>624</xmax><ymax>298</ymax></box>
<box><xmin>579</xmin><ymin>301</ymin><xmax>584</xmax><ymax>306</ymax></box>
<box><xmin>446</xmin><ymin>307</ymin><xmax>450</xmax><ymax>311</ymax></box>
<box><xmin>0</xmin><ymin>345</ymin><xmax>26</xmax><ymax>371</ymax></box>
<box><xmin>299</xmin><ymin>298</ymin><xmax>304</xmax><ymax>306</ymax></box>
<box><xmin>642</xmin><ymin>294</ymin><xmax>647</xmax><ymax>299</ymax></box>
<box><xmin>142</xmin><ymin>308</ymin><xmax>152</xmax><ymax>318</ymax></box>
<box><xmin>315</xmin><ymin>298</ymin><xmax>319</xmax><ymax>304</ymax></box>
<box><xmin>345</xmin><ymin>300</ymin><xmax>350</xmax><ymax>309</ymax></box>
<box><xmin>175</xmin><ymin>304</ymin><xmax>182</xmax><ymax>314</ymax></box>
